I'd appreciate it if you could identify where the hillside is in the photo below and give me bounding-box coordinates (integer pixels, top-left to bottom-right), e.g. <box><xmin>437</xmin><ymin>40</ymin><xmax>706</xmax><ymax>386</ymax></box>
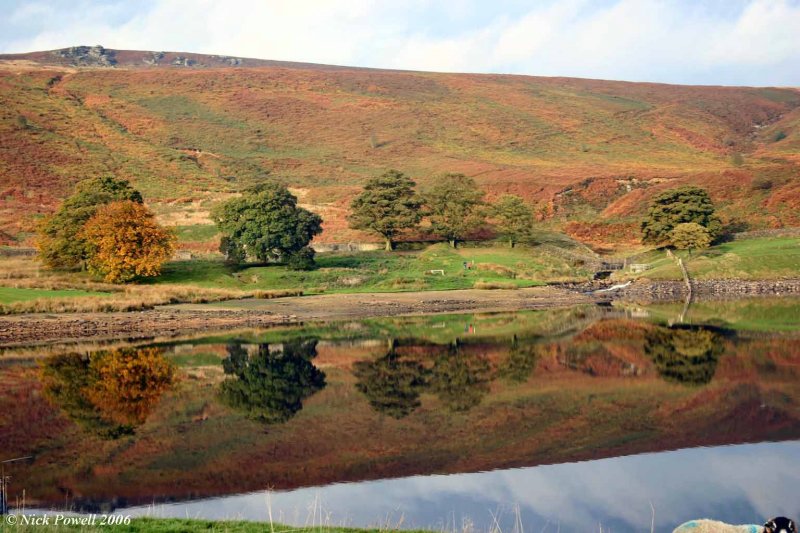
<box><xmin>1</xmin><ymin>46</ymin><xmax>799</xmax><ymax>250</ymax></box>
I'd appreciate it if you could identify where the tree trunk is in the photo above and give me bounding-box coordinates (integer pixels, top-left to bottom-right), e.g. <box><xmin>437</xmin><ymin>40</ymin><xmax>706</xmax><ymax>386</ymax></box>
<box><xmin>509</xmin><ymin>238</ymin><xmax>515</xmax><ymax>248</ymax></box>
<box><xmin>384</xmin><ymin>238</ymin><xmax>394</xmax><ymax>251</ymax></box>
<box><xmin>449</xmin><ymin>239</ymin><xmax>457</xmax><ymax>248</ymax></box>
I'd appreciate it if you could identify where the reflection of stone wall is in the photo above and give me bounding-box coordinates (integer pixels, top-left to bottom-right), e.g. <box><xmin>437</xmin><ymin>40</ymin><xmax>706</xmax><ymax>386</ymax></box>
<box><xmin>621</xmin><ymin>279</ymin><xmax>800</xmax><ymax>301</ymax></box>
<box><xmin>312</xmin><ymin>242</ymin><xmax>383</xmax><ymax>253</ymax></box>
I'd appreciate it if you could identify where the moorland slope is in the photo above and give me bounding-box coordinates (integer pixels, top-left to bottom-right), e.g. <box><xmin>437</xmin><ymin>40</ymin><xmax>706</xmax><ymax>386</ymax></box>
<box><xmin>1</xmin><ymin>46</ymin><xmax>799</xmax><ymax>249</ymax></box>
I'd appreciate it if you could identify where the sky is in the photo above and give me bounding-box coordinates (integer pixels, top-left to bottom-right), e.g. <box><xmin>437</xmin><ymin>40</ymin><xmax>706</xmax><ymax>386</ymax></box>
<box><xmin>1</xmin><ymin>0</ymin><xmax>799</xmax><ymax>86</ymax></box>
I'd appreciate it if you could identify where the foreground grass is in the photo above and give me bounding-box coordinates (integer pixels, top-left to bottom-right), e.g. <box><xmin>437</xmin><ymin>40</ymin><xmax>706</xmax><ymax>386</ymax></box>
<box><xmin>8</xmin><ymin>517</ymin><xmax>429</xmax><ymax>533</ymax></box>
<box><xmin>621</xmin><ymin>237</ymin><xmax>800</xmax><ymax>281</ymax></box>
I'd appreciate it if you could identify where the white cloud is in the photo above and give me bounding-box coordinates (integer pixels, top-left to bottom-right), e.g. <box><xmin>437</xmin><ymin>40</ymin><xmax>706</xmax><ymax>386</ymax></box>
<box><xmin>2</xmin><ymin>0</ymin><xmax>799</xmax><ymax>85</ymax></box>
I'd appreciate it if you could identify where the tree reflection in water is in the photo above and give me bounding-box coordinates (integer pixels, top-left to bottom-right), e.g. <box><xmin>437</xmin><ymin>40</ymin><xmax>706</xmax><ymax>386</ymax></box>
<box><xmin>219</xmin><ymin>339</ymin><xmax>326</xmax><ymax>424</ymax></box>
<box><xmin>430</xmin><ymin>342</ymin><xmax>494</xmax><ymax>412</ymax></box>
<box><xmin>353</xmin><ymin>341</ymin><xmax>428</xmax><ymax>419</ymax></box>
<box><xmin>40</xmin><ymin>347</ymin><xmax>176</xmax><ymax>438</ymax></box>
<box><xmin>645</xmin><ymin>326</ymin><xmax>724</xmax><ymax>385</ymax></box>
<box><xmin>354</xmin><ymin>340</ymin><xmax>496</xmax><ymax>416</ymax></box>
<box><xmin>498</xmin><ymin>335</ymin><xmax>539</xmax><ymax>383</ymax></box>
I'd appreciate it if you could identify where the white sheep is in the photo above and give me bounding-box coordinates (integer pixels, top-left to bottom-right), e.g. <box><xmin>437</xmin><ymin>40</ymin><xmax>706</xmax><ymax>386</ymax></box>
<box><xmin>673</xmin><ymin>517</ymin><xmax>796</xmax><ymax>533</ymax></box>
<box><xmin>673</xmin><ymin>520</ymin><xmax>762</xmax><ymax>533</ymax></box>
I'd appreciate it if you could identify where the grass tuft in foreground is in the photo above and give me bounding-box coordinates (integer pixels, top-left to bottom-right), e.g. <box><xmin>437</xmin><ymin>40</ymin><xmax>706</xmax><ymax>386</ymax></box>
<box><xmin>7</xmin><ymin>517</ymin><xmax>431</xmax><ymax>533</ymax></box>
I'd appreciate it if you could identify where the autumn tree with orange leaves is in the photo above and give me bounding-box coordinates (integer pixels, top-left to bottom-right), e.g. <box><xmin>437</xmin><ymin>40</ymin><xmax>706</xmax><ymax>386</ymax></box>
<box><xmin>82</xmin><ymin>200</ymin><xmax>176</xmax><ymax>283</ymax></box>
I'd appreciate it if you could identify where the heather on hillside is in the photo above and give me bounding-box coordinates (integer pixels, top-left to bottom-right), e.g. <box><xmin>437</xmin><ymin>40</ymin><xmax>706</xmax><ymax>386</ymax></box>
<box><xmin>2</xmin><ymin>54</ymin><xmax>799</xmax><ymax>248</ymax></box>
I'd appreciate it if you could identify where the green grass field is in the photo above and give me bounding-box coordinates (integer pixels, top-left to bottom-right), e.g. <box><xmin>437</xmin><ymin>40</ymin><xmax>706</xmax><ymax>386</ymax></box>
<box><xmin>8</xmin><ymin>517</ymin><xmax>430</xmax><ymax>533</ymax></box>
<box><xmin>147</xmin><ymin>243</ymin><xmax>593</xmax><ymax>294</ymax></box>
<box><xmin>172</xmin><ymin>224</ymin><xmax>219</xmax><ymax>243</ymax></box>
<box><xmin>0</xmin><ymin>286</ymin><xmax>110</xmax><ymax>304</ymax></box>
<box><xmin>622</xmin><ymin>237</ymin><xmax>800</xmax><ymax>281</ymax></box>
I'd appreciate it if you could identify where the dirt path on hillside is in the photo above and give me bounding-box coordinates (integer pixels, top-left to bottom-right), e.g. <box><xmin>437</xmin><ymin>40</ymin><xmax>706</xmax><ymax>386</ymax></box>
<box><xmin>0</xmin><ymin>286</ymin><xmax>600</xmax><ymax>347</ymax></box>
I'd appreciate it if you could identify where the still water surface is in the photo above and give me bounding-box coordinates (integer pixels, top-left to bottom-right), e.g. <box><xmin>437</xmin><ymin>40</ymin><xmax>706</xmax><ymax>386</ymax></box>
<box><xmin>2</xmin><ymin>299</ymin><xmax>799</xmax><ymax>531</ymax></box>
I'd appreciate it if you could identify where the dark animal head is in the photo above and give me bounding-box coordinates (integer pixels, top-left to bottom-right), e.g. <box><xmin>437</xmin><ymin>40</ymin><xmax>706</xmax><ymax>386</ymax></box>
<box><xmin>765</xmin><ymin>517</ymin><xmax>797</xmax><ymax>533</ymax></box>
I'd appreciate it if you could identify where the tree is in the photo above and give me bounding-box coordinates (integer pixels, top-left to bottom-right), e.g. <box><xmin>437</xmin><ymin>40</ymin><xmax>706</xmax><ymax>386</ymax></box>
<box><xmin>670</xmin><ymin>222</ymin><xmax>712</xmax><ymax>255</ymax></box>
<box><xmin>82</xmin><ymin>201</ymin><xmax>176</xmax><ymax>283</ymax></box>
<box><xmin>219</xmin><ymin>340</ymin><xmax>326</xmax><ymax>423</ymax></box>
<box><xmin>213</xmin><ymin>182</ymin><xmax>322</xmax><ymax>268</ymax></box>
<box><xmin>37</xmin><ymin>176</ymin><xmax>143</xmax><ymax>270</ymax></box>
<box><xmin>491</xmin><ymin>194</ymin><xmax>534</xmax><ymax>248</ymax></box>
<box><xmin>425</xmin><ymin>173</ymin><xmax>485</xmax><ymax>248</ymax></box>
<box><xmin>348</xmin><ymin>170</ymin><xmax>423</xmax><ymax>251</ymax></box>
<box><xmin>641</xmin><ymin>186</ymin><xmax>721</xmax><ymax>245</ymax></box>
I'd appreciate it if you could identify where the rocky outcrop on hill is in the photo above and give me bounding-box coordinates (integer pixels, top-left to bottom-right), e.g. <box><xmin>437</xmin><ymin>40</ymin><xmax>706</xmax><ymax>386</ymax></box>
<box><xmin>52</xmin><ymin>45</ymin><xmax>116</xmax><ymax>66</ymax></box>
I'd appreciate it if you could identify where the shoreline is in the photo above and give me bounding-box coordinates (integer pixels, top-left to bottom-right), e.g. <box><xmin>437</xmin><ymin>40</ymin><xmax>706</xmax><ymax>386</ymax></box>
<box><xmin>0</xmin><ymin>286</ymin><xmax>598</xmax><ymax>347</ymax></box>
<box><xmin>616</xmin><ymin>277</ymin><xmax>800</xmax><ymax>302</ymax></box>
<box><xmin>1</xmin><ymin>279</ymin><xmax>798</xmax><ymax>348</ymax></box>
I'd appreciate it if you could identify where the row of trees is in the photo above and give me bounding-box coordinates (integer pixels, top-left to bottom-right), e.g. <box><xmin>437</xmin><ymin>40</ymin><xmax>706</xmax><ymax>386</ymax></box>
<box><xmin>211</xmin><ymin>170</ymin><xmax>536</xmax><ymax>270</ymax></box>
<box><xmin>36</xmin><ymin>174</ymin><xmax>722</xmax><ymax>282</ymax></box>
<box><xmin>349</xmin><ymin>170</ymin><xmax>535</xmax><ymax>250</ymax></box>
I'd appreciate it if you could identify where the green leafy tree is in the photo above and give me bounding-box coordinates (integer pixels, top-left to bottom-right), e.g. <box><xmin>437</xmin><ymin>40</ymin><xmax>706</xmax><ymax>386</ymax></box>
<box><xmin>212</xmin><ymin>182</ymin><xmax>322</xmax><ymax>269</ymax></box>
<box><xmin>219</xmin><ymin>340</ymin><xmax>326</xmax><ymax>423</ymax></box>
<box><xmin>348</xmin><ymin>170</ymin><xmax>423</xmax><ymax>251</ymax></box>
<box><xmin>37</xmin><ymin>176</ymin><xmax>143</xmax><ymax>270</ymax></box>
<box><xmin>641</xmin><ymin>186</ymin><xmax>721</xmax><ymax>246</ymax></box>
<box><xmin>491</xmin><ymin>194</ymin><xmax>534</xmax><ymax>248</ymax></box>
<box><xmin>425</xmin><ymin>173</ymin><xmax>485</xmax><ymax>248</ymax></box>
<box><xmin>670</xmin><ymin>222</ymin><xmax>712</xmax><ymax>255</ymax></box>
<box><xmin>353</xmin><ymin>344</ymin><xmax>428</xmax><ymax>419</ymax></box>
<box><xmin>220</xmin><ymin>235</ymin><xmax>246</xmax><ymax>265</ymax></box>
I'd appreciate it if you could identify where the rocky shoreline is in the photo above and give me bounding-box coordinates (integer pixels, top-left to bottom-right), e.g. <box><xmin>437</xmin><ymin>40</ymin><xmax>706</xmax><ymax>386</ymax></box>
<box><xmin>0</xmin><ymin>286</ymin><xmax>598</xmax><ymax>348</ymax></box>
<box><xmin>0</xmin><ymin>310</ymin><xmax>296</xmax><ymax>348</ymax></box>
<box><xmin>616</xmin><ymin>278</ymin><xmax>800</xmax><ymax>301</ymax></box>
<box><xmin>0</xmin><ymin>280</ymin><xmax>797</xmax><ymax>348</ymax></box>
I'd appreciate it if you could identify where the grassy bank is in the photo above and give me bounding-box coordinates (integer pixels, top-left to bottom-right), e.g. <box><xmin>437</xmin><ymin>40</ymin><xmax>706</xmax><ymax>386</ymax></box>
<box><xmin>0</xmin><ymin>242</ymin><xmax>594</xmax><ymax>314</ymax></box>
<box><xmin>3</xmin><ymin>235</ymin><xmax>798</xmax><ymax>315</ymax></box>
<box><xmin>7</xmin><ymin>517</ymin><xmax>428</xmax><ymax>533</ymax></box>
<box><xmin>148</xmin><ymin>243</ymin><xmax>591</xmax><ymax>294</ymax></box>
<box><xmin>0</xmin><ymin>286</ymin><xmax>110</xmax><ymax>304</ymax></box>
<box><xmin>620</xmin><ymin>236</ymin><xmax>800</xmax><ymax>281</ymax></box>
<box><xmin>0</xmin><ymin>257</ymin><xmax>258</xmax><ymax>314</ymax></box>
